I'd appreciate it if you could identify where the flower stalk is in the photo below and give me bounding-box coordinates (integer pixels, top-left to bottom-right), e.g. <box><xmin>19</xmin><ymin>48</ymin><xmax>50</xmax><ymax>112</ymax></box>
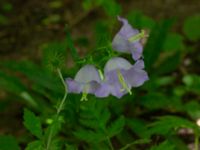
<box><xmin>46</xmin><ymin>68</ymin><xmax>68</xmax><ymax>150</ymax></box>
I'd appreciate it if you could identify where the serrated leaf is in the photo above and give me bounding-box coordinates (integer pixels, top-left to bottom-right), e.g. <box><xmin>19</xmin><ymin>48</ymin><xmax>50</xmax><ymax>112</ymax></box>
<box><xmin>147</xmin><ymin>116</ymin><xmax>199</xmax><ymax>136</ymax></box>
<box><xmin>74</xmin><ymin>129</ymin><xmax>106</xmax><ymax>143</ymax></box>
<box><xmin>23</xmin><ymin>109</ymin><xmax>43</xmax><ymax>138</ymax></box>
<box><xmin>150</xmin><ymin>140</ymin><xmax>175</xmax><ymax>150</ymax></box>
<box><xmin>126</xmin><ymin>118</ymin><xmax>149</xmax><ymax>138</ymax></box>
<box><xmin>107</xmin><ymin>116</ymin><xmax>125</xmax><ymax>138</ymax></box>
<box><xmin>0</xmin><ymin>135</ymin><xmax>21</xmax><ymax>150</ymax></box>
<box><xmin>140</xmin><ymin>93</ymin><xmax>171</xmax><ymax>110</ymax></box>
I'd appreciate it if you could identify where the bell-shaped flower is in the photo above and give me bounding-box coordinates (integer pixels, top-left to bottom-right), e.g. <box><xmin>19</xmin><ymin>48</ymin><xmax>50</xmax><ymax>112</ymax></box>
<box><xmin>112</xmin><ymin>16</ymin><xmax>145</xmax><ymax>60</ymax></box>
<box><xmin>66</xmin><ymin>65</ymin><xmax>102</xmax><ymax>101</ymax></box>
<box><xmin>95</xmin><ymin>57</ymin><xmax>149</xmax><ymax>98</ymax></box>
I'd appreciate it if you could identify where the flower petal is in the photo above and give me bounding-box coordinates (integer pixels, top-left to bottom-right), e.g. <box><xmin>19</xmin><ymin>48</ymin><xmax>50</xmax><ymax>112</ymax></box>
<box><xmin>65</xmin><ymin>78</ymin><xmax>83</xmax><ymax>93</ymax></box>
<box><xmin>104</xmin><ymin>57</ymin><xmax>132</xmax><ymax>74</ymax></box>
<box><xmin>66</xmin><ymin>78</ymin><xmax>101</xmax><ymax>94</ymax></box>
<box><xmin>123</xmin><ymin>60</ymin><xmax>149</xmax><ymax>87</ymax></box>
<box><xmin>95</xmin><ymin>82</ymin><xmax>111</xmax><ymax>98</ymax></box>
<box><xmin>112</xmin><ymin>34</ymin><xmax>130</xmax><ymax>53</ymax></box>
<box><xmin>66</xmin><ymin>65</ymin><xmax>102</xmax><ymax>95</ymax></box>
<box><xmin>105</xmin><ymin>70</ymin><xmax>128</xmax><ymax>98</ymax></box>
<box><xmin>103</xmin><ymin>58</ymin><xmax>148</xmax><ymax>98</ymax></box>
<box><xmin>117</xmin><ymin>16</ymin><xmax>139</xmax><ymax>38</ymax></box>
<box><xmin>133</xmin><ymin>59</ymin><xmax>145</xmax><ymax>69</ymax></box>
<box><xmin>112</xmin><ymin>16</ymin><xmax>144</xmax><ymax>60</ymax></box>
<box><xmin>75</xmin><ymin>65</ymin><xmax>101</xmax><ymax>83</ymax></box>
<box><xmin>129</xmin><ymin>42</ymin><xmax>143</xmax><ymax>60</ymax></box>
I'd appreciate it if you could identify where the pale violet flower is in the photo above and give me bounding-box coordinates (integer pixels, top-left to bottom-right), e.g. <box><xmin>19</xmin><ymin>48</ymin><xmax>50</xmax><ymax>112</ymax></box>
<box><xmin>95</xmin><ymin>57</ymin><xmax>149</xmax><ymax>98</ymax></box>
<box><xmin>65</xmin><ymin>65</ymin><xmax>102</xmax><ymax>101</ymax></box>
<box><xmin>112</xmin><ymin>16</ymin><xmax>145</xmax><ymax>60</ymax></box>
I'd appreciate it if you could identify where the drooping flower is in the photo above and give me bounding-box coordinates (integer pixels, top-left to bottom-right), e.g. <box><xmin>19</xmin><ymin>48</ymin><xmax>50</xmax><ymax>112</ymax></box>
<box><xmin>112</xmin><ymin>16</ymin><xmax>145</xmax><ymax>60</ymax></box>
<box><xmin>65</xmin><ymin>65</ymin><xmax>102</xmax><ymax>101</ymax></box>
<box><xmin>95</xmin><ymin>57</ymin><xmax>149</xmax><ymax>98</ymax></box>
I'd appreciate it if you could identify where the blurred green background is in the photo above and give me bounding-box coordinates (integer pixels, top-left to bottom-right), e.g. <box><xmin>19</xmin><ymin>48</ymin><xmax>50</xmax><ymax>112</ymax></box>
<box><xmin>0</xmin><ymin>0</ymin><xmax>200</xmax><ymax>150</ymax></box>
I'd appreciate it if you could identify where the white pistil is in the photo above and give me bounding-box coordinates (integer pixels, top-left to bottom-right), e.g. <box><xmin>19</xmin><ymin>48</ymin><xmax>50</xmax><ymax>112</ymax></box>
<box><xmin>81</xmin><ymin>84</ymin><xmax>89</xmax><ymax>101</ymax></box>
<box><xmin>81</xmin><ymin>92</ymin><xmax>88</xmax><ymax>101</ymax></box>
<box><xmin>128</xmin><ymin>30</ymin><xmax>145</xmax><ymax>42</ymax></box>
<box><xmin>117</xmin><ymin>70</ymin><xmax>132</xmax><ymax>95</ymax></box>
<box><xmin>98</xmin><ymin>69</ymin><xmax>104</xmax><ymax>81</ymax></box>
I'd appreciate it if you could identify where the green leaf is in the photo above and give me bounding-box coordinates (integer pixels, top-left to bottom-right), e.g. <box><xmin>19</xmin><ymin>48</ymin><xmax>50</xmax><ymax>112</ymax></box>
<box><xmin>48</xmin><ymin>1</ymin><xmax>62</xmax><ymax>9</ymax></box>
<box><xmin>0</xmin><ymin>135</ymin><xmax>21</xmax><ymax>150</ymax></box>
<box><xmin>127</xmin><ymin>11</ymin><xmax>155</xmax><ymax>29</ymax></box>
<box><xmin>126</xmin><ymin>118</ymin><xmax>149</xmax><ymax>138</ymax></box>
<box><xmin>2</xmin><ymin>3</ymin><xmax>13</xmax><ymax>12</ymax></box>
<box><xmin>23</xmin><ymin>109</ymin><xmax>43</xmax><ymax>139</ymax></box>
<box><xmin>1</xmin><ymin>60</ymin><xmax>63</xmax><ymax>95</ymax></box>
<box><xmin>74</xmin><ymin>129</ymin><xmax>105</xmax><ymax>143</ymax></box>
<box><xmin>0</xmin><ymin>71</ymin><xmax>26</xmax><ymax>94</ymax></box>
<box><xmin>65</xmin><ymin>144</ymin><xmax>78</xmax><ymax>150</ymax></box>
<box><xmin>156</xmin><ymin>51</ymin><xmax>181</xmax><ymax>75</ymax></box>
<box><xmin>140</xmin><ymin>93</ymin><xmax>171</xmax><ymax>110</ymax></box>
<box><xmin>90</xmin><ymin>142</ymin><xmax>110</xmax><ymax>150</ymax></box>
<box><xmin>163</xmin><ymin>33</ymin><xmax>184</xmax><ymax>51</ymax></box>
<box><xmin>65</xmin><ymin>26</ymin><xmax>80</xmax><ymax>63</ymax></box>
<box><xmin>0</xmin><ymin>14</ymin><xmax>8</xmax><ymax>25</ymax></box>
<box><xmin>74</xmin><ymin>100</ymin><xmax>113</xmax><ymax>143</ymax></box>
<box><xmin>150</xmin><ymin>140</ymin><xmax>175</xmax><ymax>150</ymax></box>
<box><xmin>143</xmin><ymin>19</ymin><xmax>174</xmax><ymax>71</ymax></box>
<box><xmin>43</xmin><ymin>14</ymin><xmax>61</xmax><ymax>25</ymax></box>
<box><xmin>183</xmin><ymin>74</ymin><xmax>200</xmax><ymax>94</ymax></box>
<box><xmin>147</xmin><ymin>116</ymin><xmax>199</xmax><ymax>136</ymax></box>
<box><xmin>107</xmin><ymin>116</ymin><xmax>125</xmax><ymax>138</ymax></box>
<box><xmin>25</xmin><ymin>141</ymin><xmax>43</xmax><ymax>150</ymax></box>
<box><xmin>183</xmin><ymin>14</ymin><xmax>200</xmax><ymax>41</ymax></box>
<box><xmin>0</xmin><ymin>71</ymin><xmax>38</xmax><ymax>108</ymax></box>
<box><xmin>44</xmin><ymin>116</ymin><xmax>62</xmax><ymax>141</ymax></box>
<box><xmin>101</xmin><ymin>0</ymin><xmax>121</xmax><ymax>17</ymax></box>
<box><xmin>184</xmin><ymin>101</ymin><xmax>200</xmax><ymax>119</ymax></box>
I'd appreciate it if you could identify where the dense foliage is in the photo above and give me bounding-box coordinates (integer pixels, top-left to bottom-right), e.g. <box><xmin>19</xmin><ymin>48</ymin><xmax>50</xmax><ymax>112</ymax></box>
<box><xmin>0</xmin><ymin>0</ymin><xmax>200</xmax><ymax>150</ymax></box>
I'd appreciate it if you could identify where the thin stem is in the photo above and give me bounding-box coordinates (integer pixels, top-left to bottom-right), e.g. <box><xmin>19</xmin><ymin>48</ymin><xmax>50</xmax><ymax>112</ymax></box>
<box><xmin>56</xmin><ymin>68</ymin><xmax>68</xmax><ymax>115</ymax></box>
<box><xmin>46</xmin><ymin>68</ymin><xmax>68</xmax><ymax>150</ymax></box>
<box><xmin>120</xmin><ymin>142</ymin><xmax>135</xmax><ymax>150</ymax></box>
<box><xmin>106</xmin><ymin>136</ymin><xmax>114</xmax><ymax>150</ymax></box>
<box><xmin>119</xmin><ymin>139</ymin><xmax>150</xmax><ymax>150</ymax></box>
<box><xmin>195</xmin><ymin>134</ymin><xmax>199</xmax><ymax>150</ymax></box>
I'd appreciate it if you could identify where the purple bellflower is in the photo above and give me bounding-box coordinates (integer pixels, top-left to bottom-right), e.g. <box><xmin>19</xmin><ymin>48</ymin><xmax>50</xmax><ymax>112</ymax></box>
<box><xmin>112</xmin><ymin>16</ymin><xmax>145</xmax><ymax>60</ymax></box>
<box><xmin>66</xmin><ymin>65</ymin><xmax>102</xmax><ymax>101</ymax></box>
<box><xmin>95</xmin><ymin>57</ymin><xmax>149</xmax><ymax>98</ymax></box>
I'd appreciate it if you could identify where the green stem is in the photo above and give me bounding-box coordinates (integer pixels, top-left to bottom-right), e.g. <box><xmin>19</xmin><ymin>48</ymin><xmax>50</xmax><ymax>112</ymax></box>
<box><xmin>119</xmin><ymin>139</ymin><xmax>150</xmax><ymax>150</ymax></box>
<box><xmin>100</xmin><ymin>125</ymin><xmax>114</xmax><ymax>150</ymax></box>
<box><xmin>56</xmin><ymin>68</ymin><xmax>68</xmax><ymax>115</ymax></box>
<box><xmin>120</xmin><ymin>142</ymin><xmax>135</xmax><ymax>150</ymax></box>
<box><xmin>46</xmin><ymin>68</ymin><xmax>68</xmax><ymax>150</ymax></box>
<box><xmin>106</xmin><ymin>136</ymin><xmax>114</xmax><ymax>150</ymax></box>
<box><xmin>195</xmin><ymin>134</ymin><xmax>199</xmax><ymax>150</ymax></box>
